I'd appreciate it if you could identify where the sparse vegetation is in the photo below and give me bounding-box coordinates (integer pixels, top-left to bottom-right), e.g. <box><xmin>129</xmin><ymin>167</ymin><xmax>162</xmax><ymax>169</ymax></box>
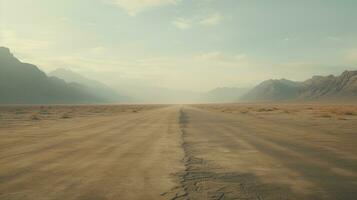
<box><xmin>0</xmin><ymin>105</ymin><xmax>166</xmax><ymax>128</ymax></box>
<box><xmin>30</xmin><ymin>113</ymin><xmax>40</xmax><ymax>120</ymax></box>
<box><xmin>344</xmin><ymin>111</ymin><xmax>354</xmax><ymax>116</ymax></box>
<box><xmin>61</xmin><ymin>113</ymin><xmax>71</xmax><ymax>119</ymax></box>
<box><xmin>1</xmin><ymin>104</ymin><xmax>357</xmax><ymax>200</ymax></box>
<box><xmin>319</xmin><ymin>114</ymin><xmax>332</xmax><ymax>118</ymax></box>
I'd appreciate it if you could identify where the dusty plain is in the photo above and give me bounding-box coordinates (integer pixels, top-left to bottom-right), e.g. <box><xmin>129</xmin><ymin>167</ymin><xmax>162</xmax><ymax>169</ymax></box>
<box><xmin>0</xmin><ymin>104</ymin><xmax>357</xmax><ymax>200</ymax></box>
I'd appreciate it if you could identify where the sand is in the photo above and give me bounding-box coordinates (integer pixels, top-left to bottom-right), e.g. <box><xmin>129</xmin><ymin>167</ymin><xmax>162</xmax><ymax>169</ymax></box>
<box><xmin>1</xmin><ymin>104</ymin><xmax>357</xmax><ymax>199</ymax></box>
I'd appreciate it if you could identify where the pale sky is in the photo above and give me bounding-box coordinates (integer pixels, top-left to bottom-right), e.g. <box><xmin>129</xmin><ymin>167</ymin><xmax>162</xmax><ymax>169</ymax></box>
<box><xmin>1</xmin><ymin>0</ymin><xmax>357</xmax><ymax>91</ymax></box>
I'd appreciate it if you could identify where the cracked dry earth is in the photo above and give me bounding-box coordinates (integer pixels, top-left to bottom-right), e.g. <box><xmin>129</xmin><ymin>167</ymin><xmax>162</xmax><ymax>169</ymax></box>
<box><xmin>1</xmin><ymin>105</ymin><xmax>357</xmax><ymax>200</ymax></box>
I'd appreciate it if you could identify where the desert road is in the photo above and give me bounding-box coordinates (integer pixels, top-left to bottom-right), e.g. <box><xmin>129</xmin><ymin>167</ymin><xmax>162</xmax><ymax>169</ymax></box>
<box><xmin>1</xmin><ymin>105</ymin><xmax>357</xmax><ymax>200</ymax></box>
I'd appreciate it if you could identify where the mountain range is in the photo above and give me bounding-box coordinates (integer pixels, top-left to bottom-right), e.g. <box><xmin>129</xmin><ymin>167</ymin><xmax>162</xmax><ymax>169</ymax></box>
<box><xmin>242</xmin><ymin>71</ymin><xmax>357</xmax><ymax>102</ymax></box>
<box><xmin>0</xmin><ymin>47</ymin><xmax>120</xmax><ymax>104</ymax></box>
<box><xmin>1</xmin><ymin>46</ymin><xmax>357</xmax><ymax>104</ymax></box>
<box><xmin>49</xmin><ymin>68</ymin><xmax>130</xmax><ymax>103</ymax></box>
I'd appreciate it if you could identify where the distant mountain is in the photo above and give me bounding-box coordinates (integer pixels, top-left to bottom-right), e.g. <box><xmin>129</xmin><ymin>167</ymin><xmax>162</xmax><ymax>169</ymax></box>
<box><xmin>300</xmin><ymin>71</ymin><xmax>357</xmax><ymax>100</ymax></box>
<box><xmin>49</xmin><ymin>68</ymin><xmax>107</xmax><ymax>89</ymax></box>
<box><xmin>0</xmin><ymin>47</ymin><xmax>106</xmax><ymax>104</ymax></box>
<box><xmin>201</xmin><ymin>87</ymin><xmax>249</xmax><ymax>103</ymax></box>
<box><xmin>241</xmin><ymin>79</ymin><xmax>302</xmax><ymax>102</ymax></box>
<box><xmin>49</xmin><ymin>68</ymin><xmax>130</xmax><ymax>102</ymax></box>
<box><xmin>241</xmin><ymin>71</ymin><xmax>357</xmax><ymax>102</ymax></box>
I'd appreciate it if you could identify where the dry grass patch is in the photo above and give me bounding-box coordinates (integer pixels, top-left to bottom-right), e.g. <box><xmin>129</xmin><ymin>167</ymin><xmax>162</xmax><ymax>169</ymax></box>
<box><xmin>319</xmin><ymin>114</ymin><xmax>332</xmax><ymax>118</ymax></box>
<box><xmin>61</xmin><ymin>113</ymin><xmax>72</xmax><ymax>119</ymax></box>
<box><xmin>343</xmin><ymin>111</ymin><xmax>355</xmax><ymax>116</ymax></box>
<box><xmin>30</xmin><ymin>113</ymin><xmax>41</xmax><ymax>120</ymax></box>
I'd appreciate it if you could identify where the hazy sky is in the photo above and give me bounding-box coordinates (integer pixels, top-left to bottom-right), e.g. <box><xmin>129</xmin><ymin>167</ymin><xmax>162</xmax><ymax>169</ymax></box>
<box><xmin>1</xmin><ymin>0</ymin><xmax>357</xmax><ymax>91</ymax></box>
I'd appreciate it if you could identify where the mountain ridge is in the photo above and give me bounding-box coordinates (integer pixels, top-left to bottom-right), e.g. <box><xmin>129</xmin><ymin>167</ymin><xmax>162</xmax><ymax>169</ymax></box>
<box><xmin>0</xmin><ymin>47</ymin><xmax>108</xmax><ymax>104</ymax></box>
<box><xmin>241</xmin><ymin>70</ymin><xmax>357</xmax><ymax>102</ymax></box>
<box><xmin>49</xmin><ymin>68</ymin><xmax>130</xmax><ymax>103</ymax></box>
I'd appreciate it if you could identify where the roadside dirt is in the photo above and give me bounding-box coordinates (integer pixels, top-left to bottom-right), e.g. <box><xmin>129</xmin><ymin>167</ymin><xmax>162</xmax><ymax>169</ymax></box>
<box><xmin>177</xmin><ymin>105</ymin><xmax>357</xmax><ymax>200</ymax></box>
<box><xmin>0</xmin><ymin>106</ymin><xmax>184</xmax><ymax>200</ymax></box>
<box><xmin>1</xmin><ymin>104</ymin><xmax>357</xmax><ymax>200</ymax></box>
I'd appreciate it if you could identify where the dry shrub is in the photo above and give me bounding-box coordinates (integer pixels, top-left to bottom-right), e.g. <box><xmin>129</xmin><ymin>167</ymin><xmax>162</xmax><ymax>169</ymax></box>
<box><xmin>30</xmin><ymin>113</ymin><xmax>40</xmax><ymax>120</ymax></box>
<box><xmin>257</xmin><ymin>108</ymin><xmax>265</xmax><ymax>112</ymax></box>
<box><xmin>40</xmin><ymin>108</ymin><xmax>49</xmax><ymax>115</ymax></box>
<box><xmin>257</xmin><ymin>107</ymin><xmax>275</xmax><ymax>112</ymax></box>
<box><xmin>327</xmin><ymin>108</ymin><xmax>355</xmax><ymax>116</ymax></box>
<box><xmin>344</xmin><ymin>111</ymin><xmax>354</xmax><ymax>116</ymax></box>
<box><xmin>15</xmin><ymin>110</ymin><xmax>25</xmax><ymax>115</ymax></box>
<box><xmin>319</xmin><ymin>113</ymin><xmax>332</xmax><ymax>118</ymax></box>
<box><xmin>61</xmin><ymin>113</ymin><xmax>71</xmax><ymax>119</ymax></box>
<box><xmin>283</xmin><ymin>110</ymin><xmax>291</xmax><ymax>114</ymax></box>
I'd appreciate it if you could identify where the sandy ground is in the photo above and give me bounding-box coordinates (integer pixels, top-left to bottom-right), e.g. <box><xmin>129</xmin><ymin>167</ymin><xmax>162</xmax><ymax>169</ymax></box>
<box><xmin>1</xmin><ymin>104</ymin><xmax>357</xmax><ymax>200</ymax></box>
<box><xmin>0</xmin><ymin>105</ymin><xmax>184</xmax><ymax>200</ymax></box>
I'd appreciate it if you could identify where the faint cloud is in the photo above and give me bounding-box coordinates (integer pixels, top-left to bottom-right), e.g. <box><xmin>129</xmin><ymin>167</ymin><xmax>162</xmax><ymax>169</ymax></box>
<box><xmin>195</xmin><ymin>51</ymin><xmax>247</xmax><ymax>63</ymax></box>
<box><xmin>326</xmin><ymin>36</ymin><xmax>342</xmax><ymax>41</ymax></box>
<box><xmin>109</xmin><ymin>0</ymin><xmax>180</xmax><ymax>16</ymax></box>
<box><xmin>0</xmin><ymin>30</ymin><xmax>53</xmax><ymax>56</ymax></box>
<box><xmin>199</xmin><ymin>13</ymin><xmax>223</xmax><ymax>26</ymax></box>
<box><xmin>172</xmin><ymin>18</ymin><xmax>192</xmax><ymax>30</ymax></box>
<box><xmin>86</xmin><ymin>22</ymin><xmax>96</xmax><ymax>26</ymax></box>
<box><xmin>284</xmin><ymin>37</ymin><xmax>298</xmax><ymax>41</ymax></box>
<box><xmin>173</xmin><ymin>13</ymin><xmax>224</xmax><ymax>30</ymax></box>
<box><xmin>346</xmin><ymin>49</ymin><xmax>357</xmax><ymax>64</ymax></box>
<box><xmin>90</xmin><ymin>46</ymin><xmax>106</xmax><ymax>54</ymax></box>
<box><xmin>278</xmin><ymin>62</ymin><xmax>317</xmax><ymax>68</ymax></box>
<box><xmin>59</xmin><ymin>17</ymin><xmax>71</xmax><ymax>23</ymax></box>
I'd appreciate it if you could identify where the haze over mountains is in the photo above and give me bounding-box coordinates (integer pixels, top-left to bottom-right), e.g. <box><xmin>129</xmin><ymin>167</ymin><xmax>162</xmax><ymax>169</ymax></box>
<box><xmin>1</xmin><ymin>46</ymin><xmax>357</xmax><ymax>104</ymax></box>
<box><xmin>242</xmin><ymin>71</ymin><xmax>357</xmax><ymax>102</ymax></box>
<box><xmin>113</xmin><ymin>86</ymin><xmax>248</xmax><ymax>104</ymax></box>
<box><xmin>241</xmin><ymin>79</ymin><xmax>302</xmax><ymax>102</ymax></box>
<box><xmin>49</xmin><ymin>68</ymin><xmax>130</xmax><ymax>103</ymax></box>
<box><xmin>0</xmin><ymin>46</ymin><xmax>242</xmax><ymax>104</ymax></box>
<box><xmin>0</xmin><ymin>47</ymin><xmax>95</xmax><ymax>104</ymax></box>
<box><xmin>201</xmin><ymin>87</ymin><xmax>249</xmax><ymax>103</ymax></box>
<box><xmin>0</xmin><ymin>47</ymin><xmax>121</xmax><ymax>104</ymax></box>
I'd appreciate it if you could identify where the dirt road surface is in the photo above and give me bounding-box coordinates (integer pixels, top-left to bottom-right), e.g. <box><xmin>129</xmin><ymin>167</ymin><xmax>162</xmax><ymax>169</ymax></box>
<box><xmin>1</xmin><ymin>105</ymin><xmax>357</xmax><ymax>200</ymax></box>
<box><xmin>0</xmin><ymin>106</ymin><xmax>184</xmax><ymax>200</ymax></box>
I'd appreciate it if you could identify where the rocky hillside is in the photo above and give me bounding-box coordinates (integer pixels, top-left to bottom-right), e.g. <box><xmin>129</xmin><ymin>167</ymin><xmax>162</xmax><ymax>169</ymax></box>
<box><xmin>241</xmin><ymin>71</ymin><xmax>357</xmax><ymax>102</ymax></box>
<box><xmin>300</xmin><ymin>71</ymin><xmax>357</xmax><ymax>100</ymax></box>
<box><xmin>241</xmin><ymin>79</ymin><xmax>302</xmax><ymax>101</ymax></box>
<box><xmin>0</xmin><ymin>47</ymin><xmax>106</xmax><ymax>104</ymax></box>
